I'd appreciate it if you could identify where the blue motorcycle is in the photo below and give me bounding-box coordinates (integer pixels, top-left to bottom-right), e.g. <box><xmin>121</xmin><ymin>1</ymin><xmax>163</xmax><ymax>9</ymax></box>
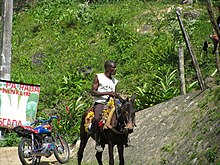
<box><xmin>14</xmin><ymin>115</ymin><xmax>70</xmax><ymax>165</ymax></box>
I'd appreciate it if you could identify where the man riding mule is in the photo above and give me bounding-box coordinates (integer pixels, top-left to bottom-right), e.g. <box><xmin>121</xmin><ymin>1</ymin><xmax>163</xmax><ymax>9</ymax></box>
<box><xmin>91</xmin><ymin>60</ymin><xmax>119</xmax><ymax>152</ymax></box>
<box><xmin>76</xmin><ymin>60</ymin><xmax>136</xmax><ymax>165</ymax></box>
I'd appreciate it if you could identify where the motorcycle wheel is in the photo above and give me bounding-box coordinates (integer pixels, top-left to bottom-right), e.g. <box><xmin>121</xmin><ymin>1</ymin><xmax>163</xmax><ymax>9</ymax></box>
<box><xmin>54</xmin><ymin>136</ymin><xmax>70</xmax><ymax>164</ymax></box>
<box><xmin>18</xmin><ymin>137</ymin><xmax>41</xmax><ymax>165</ymax></box>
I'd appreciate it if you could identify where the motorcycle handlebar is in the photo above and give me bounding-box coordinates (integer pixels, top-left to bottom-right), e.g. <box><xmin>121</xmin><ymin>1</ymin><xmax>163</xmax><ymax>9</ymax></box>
<box><xmin>31</xmin><ymin>115</ymin><xmax>59</xmax><ymax>125</ymax></box>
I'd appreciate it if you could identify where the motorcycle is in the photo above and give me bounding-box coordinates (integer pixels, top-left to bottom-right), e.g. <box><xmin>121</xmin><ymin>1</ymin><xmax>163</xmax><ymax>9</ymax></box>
<box><xmin>13</xmin><ymin>115</ymin><xmax>70</xmax><ymax>165</ymax></box>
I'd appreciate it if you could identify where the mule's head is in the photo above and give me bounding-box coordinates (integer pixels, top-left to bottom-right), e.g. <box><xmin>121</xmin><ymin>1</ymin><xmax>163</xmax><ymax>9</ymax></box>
<box><xmin>120</xmin><ymin>94</ymin><xmax>136</xmax><ymax>134</ymax></box>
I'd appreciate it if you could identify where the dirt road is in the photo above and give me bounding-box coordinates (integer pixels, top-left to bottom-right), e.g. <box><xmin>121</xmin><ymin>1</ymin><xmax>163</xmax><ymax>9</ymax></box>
<box><xmin>0</xmin><ymin>147</ymin><xmax>59</xmax><ymax>165</ymax></box>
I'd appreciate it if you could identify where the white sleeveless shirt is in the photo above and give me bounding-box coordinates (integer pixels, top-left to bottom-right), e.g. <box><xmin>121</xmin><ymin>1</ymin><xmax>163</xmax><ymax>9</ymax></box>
<box><xmin>94</xmin><ymin>73</ymin><xmax>118</xmax><ymax>104</ymax></box>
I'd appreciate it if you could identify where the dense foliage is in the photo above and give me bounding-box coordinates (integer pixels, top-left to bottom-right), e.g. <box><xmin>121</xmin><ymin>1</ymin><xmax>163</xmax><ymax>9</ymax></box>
<box><xmin>1</xmin><ymin>0</ymin><xmax>220</xmax><ymax>142</ymax></box>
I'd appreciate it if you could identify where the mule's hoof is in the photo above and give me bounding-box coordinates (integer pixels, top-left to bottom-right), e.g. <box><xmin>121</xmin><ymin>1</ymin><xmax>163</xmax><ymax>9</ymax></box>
<box><xmin>95</xmin><ymin>145</ymin><xmax>103</xmax><ymax>152</ymax></box>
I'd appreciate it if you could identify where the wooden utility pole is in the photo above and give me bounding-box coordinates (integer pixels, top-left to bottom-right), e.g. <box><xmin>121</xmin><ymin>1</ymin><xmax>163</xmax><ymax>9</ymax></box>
<box><xmin>178</xmin><ymin>44</ymin><xmax>186</xmax><ymax>95</ymax></box>
<box><xmin>0</xmin><ymin>0</ymin><xmax>13</xmax><ymax>80</ymax></box>
<box><xmin>176</xmin><ymin>10</ymin><xmax>206</xmax><ymax>91</ymax></box>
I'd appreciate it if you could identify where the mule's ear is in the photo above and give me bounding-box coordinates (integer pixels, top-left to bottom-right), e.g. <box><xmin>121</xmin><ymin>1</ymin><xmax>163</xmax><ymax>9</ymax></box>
<box><xmin>126</xmin><ymin>97</ymin><xmax>129</xmax><ymax>102</ymax></box>
<box><xmin>131</xmin><ymin>94</ymin><xmax>136</xmax><ymax>104</ymax></box>
<box><xmin>117</xmin><ymin>93</ymin><xmax>125</xmax><ymax>104</ymax></box>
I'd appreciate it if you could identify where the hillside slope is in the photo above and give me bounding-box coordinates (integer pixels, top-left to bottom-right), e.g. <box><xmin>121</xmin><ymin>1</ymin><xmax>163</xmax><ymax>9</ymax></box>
<box><xmin>70</xmin><ymin>87</ymin><xmax>220</xmax><ymax>164</ymax></box>
<box><xmin>11</xmin><ymin>0</ymin><xmax>219</xmax><ymax>113</ymax></box>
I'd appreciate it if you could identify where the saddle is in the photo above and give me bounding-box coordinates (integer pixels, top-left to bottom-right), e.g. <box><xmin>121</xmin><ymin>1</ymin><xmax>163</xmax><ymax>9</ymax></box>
<box><xmin>84</xmin><ymin>99</ymin><xmax>116</xmax><ymax>132</ymax></box>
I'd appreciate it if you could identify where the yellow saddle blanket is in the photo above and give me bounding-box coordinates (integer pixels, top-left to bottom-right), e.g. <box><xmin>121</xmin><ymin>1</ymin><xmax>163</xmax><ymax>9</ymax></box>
<box><xmin>84</xmin><ymin>99</ymin><xmax>115</xmax><ymax>132</ymax></box>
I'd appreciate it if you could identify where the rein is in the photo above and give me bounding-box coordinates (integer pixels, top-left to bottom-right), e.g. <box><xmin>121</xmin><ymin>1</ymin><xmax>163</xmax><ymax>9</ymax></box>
<box><xmin>104</xmin><ymin>123</ymin><xmax>127</xmax><ymax>135</ymax></box>
<box><xmin>104</xmin><ymin>99</ymin><xmax>128</xmax><ymax>135</ymax></box>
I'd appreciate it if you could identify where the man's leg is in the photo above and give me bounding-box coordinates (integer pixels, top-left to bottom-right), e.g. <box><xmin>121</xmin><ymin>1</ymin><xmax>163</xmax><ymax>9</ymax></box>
<box><xmin>93</xmin><ymin>103</ymin><xmax>105</xmax><ymax>152</ymax></box>
<box><xmin>93</xmin><ymin>119</ymin><xmax>103</xmax><ymax>152</ymax></box>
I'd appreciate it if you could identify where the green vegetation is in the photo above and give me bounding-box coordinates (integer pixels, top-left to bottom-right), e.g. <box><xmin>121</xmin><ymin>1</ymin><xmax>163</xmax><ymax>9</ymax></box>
<box><xmin>0</xmin><ymin>0</ymin><xmax>220</xmax><ymax>144</ymax></box>
<box><xmin>0</xmin><ymin>132</ymin><xmax>20</xmax><ymax>147</ymax></box>
<box><xmin>161</xmin><ymin>143</ymin><xmax>175</xmax><ymax>153</ymax></box>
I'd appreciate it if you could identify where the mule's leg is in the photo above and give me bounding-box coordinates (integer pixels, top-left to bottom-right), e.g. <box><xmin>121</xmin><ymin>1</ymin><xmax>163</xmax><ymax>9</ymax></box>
<box><xmin>108</xmin><ymin>142</ymin><xmax>114</xmax><ymax>165</ymax></box>
<box><xmin>77</xmin><ymin>128</ymin><xmax>89</xmax><ymax>165</ymax></box>
<box><xmin>117</xmin><ymin>144</ymin><xmax>125</xmax><ymax>165</ymax></box>
<box><xmin>95</xmin><ymin>144</ymin><xmax>105</xmax><ymax>165</ymax></box>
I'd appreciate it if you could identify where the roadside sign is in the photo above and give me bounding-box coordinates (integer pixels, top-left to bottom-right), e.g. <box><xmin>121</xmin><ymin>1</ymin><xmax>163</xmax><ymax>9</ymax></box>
<box><xmin>0</xmin><ymin>80</ymin><xmax>40</xmax><ymax>128</ymax></box>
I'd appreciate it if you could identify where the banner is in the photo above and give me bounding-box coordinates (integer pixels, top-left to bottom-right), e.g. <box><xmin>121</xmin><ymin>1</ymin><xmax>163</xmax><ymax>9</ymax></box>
<box><xmin>0</xmin><ymin>80</ymin><xmax>40</xmax><ymax>128</ymax></box>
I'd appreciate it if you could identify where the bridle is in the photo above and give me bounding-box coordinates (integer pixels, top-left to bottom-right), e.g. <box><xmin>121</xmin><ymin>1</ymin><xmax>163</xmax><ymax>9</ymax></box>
<box><xmin>120</xmin><ymin>100</ymin><xmax>136</xmax><ymax>128</ymax></box>
<box><xmin>105</xmin><ymin>98</ymin><xmax>135</xmax><ymax>135</ymax></box>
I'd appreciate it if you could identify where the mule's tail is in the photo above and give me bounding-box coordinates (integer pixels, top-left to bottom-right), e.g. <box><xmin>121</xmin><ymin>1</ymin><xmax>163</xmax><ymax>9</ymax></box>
<box><xmin>69</xmin><ymin>137</ymin><xmax>80</xmax><ymax>158</ymax></box>
<box><xmin>69</xmin><ymin>108</ymin><xmax>92</xmax><ymax>158</ymax></box>
<box><xmin>70</xmin><ymin>138</ymin><xmax>78</xmax><ymax>149</ymax></box>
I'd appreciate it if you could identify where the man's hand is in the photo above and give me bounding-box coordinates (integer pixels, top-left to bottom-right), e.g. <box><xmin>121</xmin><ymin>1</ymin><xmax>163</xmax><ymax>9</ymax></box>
<box><xmin>108</xmin><ymin>91</ymin><xmax>117</xmax><ymax>97</ymax></box>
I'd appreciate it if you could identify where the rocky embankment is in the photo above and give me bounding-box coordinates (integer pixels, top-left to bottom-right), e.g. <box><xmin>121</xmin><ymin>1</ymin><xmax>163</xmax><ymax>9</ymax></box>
<box><xmin>71</xmin><ymin>87</ymin><xmax>220</xmax><ymax>164</ymax></box>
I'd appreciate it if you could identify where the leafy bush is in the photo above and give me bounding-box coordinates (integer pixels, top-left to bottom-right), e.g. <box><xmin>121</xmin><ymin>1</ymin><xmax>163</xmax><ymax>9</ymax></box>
<box><xmin>54</xmin><ymin>97</ymin><xmax>88</xmax><ymax>142</ymax></box>
<box><xmin>135</xmin><ymin>69</ymin><xmax>179</xmax><ymax>110</ymax></box>
<box><xmin>0</xmin><ymin>132</ymin><xmax>21</xmax><ymax>147</ymax></box>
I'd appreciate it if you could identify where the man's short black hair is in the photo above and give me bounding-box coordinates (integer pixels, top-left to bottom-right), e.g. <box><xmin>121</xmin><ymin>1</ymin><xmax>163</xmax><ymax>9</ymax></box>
<box><xmin>104</xmin><ymin>60</ymin><xmax>116</xmax><ymax>70</ymax></box>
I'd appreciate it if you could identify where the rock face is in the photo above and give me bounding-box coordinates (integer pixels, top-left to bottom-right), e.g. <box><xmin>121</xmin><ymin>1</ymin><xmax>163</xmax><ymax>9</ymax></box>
<box><xmin>71</xmin><ymin>88</ymin><xmax>220</xmax><ymax>164</ymax></box>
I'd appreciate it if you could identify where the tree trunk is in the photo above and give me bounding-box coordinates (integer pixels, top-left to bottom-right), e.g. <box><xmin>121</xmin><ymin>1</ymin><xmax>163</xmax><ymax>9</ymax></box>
<box><xmin>206</xmin><ymin>0</ymin><xmax>220</xmax><ymax>75</ymax></box>
<box><xmin>178</xmin><ymin>44</ymin><xmax>186</xmax><ymax>95</ymax></box>
<box><xmin>215</xmin><ymin>49</ymin><xmax>220</xmax><ymax>75</ymax></box>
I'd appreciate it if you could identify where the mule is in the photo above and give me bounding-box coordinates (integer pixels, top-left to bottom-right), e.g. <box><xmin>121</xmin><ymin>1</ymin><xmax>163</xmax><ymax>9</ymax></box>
<box><xmin>77</xmin><ymin>95</ymin><xmax>136</xmax><ymax>165</ymax></box>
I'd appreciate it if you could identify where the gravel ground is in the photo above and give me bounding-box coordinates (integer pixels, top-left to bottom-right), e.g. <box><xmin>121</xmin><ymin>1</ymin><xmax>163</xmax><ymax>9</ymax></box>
<box><xmin>0</xmin><ymin>147</ymin><xmax>59</xmax><ymax>165</ymax></box>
